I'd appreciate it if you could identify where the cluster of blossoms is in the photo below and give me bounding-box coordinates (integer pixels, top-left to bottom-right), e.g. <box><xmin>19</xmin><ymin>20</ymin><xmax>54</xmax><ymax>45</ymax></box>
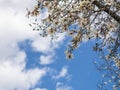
<box><xmin>113</xmin><ymin>56</ymin><xmax>120</xmax><ymax>68</ymax></box>
<box><xmin>28</xmin><ymin>0</ymin><xmax>120</xmax><ymax>63</ymax></box>
<box><xmin>29</xmin><ymin>0</ymin><xmax>119</xmax><ymax>65</ymax></box>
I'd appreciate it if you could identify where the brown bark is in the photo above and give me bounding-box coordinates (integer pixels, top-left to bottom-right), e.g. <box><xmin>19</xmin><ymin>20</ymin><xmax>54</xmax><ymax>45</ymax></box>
<box><xmin>93</xmin><ymin>0</ymin><xmax>120</xmax><ymax>23</ymax></box>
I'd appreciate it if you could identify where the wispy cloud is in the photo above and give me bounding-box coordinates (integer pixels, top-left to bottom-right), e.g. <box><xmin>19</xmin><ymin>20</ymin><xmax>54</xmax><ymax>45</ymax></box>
<box><xmin>56</xmin><ymin>82</ymin><xmax>73</xmax><ymax>90</ymax></box>
<box><xmin>40</xmin><ymin>54</ymin><xmax>54</xmax><ymax>65</ymax></box>
<box><xmin>34</xmin><ymin>88</ymin><xmax>47</xmax><ymax>90</ymax></box>
<box><xmin>54</xmin><ymin>66</ymin><xmax>68</xmax><ymax>79</ymax></box>
<box><xmin>52</xmin><ymin>66</ymin><xmax>71</xmax><ymax>81</ymax></box>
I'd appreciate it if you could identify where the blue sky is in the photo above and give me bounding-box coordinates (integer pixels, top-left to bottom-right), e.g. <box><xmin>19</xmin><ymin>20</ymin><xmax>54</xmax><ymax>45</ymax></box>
<box><xmin>0</xmin><ymin>0</ymin><xmax>113</xmax><ymax>90</ymax></box>
<box><xmin>18</xmin><ymin>37</ymin><xmax>102</xmax><ymax>90</ymax></box>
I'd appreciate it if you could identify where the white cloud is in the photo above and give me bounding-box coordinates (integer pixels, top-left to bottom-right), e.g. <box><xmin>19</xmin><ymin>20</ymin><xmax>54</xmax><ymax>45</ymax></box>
<box><xmin>34</xmin><ymin>88</ymin><xmax>47</xmax><ymax>90</ymax></box>
<box><xmin>53</xmin><ymin>66</ymin><xmax>69</xmax><ymax>79</ymax></box>
<box><xmin>40</xmin><ymin>54</ymin><xmax>54</xmax><ymax>65</ymax></box>
<box><xmin>31</xmin><ymin>36</ymin><xmax>53</xmax><ymax>53</ymax></box>
<box><xmin>0</xmin><ymin>51</ymin><xmax>47</xmax><ymax>90</ymax></box>
<box><xmin>56</xmin><ymin>86</ymin><xmax>73</xmax><ymax>90</ymax></box>
<box><xmin>0</xmin><ymin>0</ymin><xmax>65</xmax><ymax>90</ymax></box>
<box><xmin>57</xmin><ymin>67</ymin><xmax>68</xmax><ymax>78</ymax></box>
<box><xmin>31</xmin><ymin>33</ymin><xmax>66</xmax><ymax>53</ymax></box>
<box><xmin>0</xmin><ymin>1</ymin><xmax>38</xmax><ymax>60</ymax></box>
<box><xmin>56</xmin><ymin>82</ymin><xmax>73</xmax><ymax>90</ymax></box>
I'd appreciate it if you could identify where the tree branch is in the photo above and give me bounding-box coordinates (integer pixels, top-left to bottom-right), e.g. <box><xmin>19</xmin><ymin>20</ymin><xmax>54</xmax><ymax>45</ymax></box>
<box><xmin>93</xmin><ymin>0</ymin><xmax>120</xmax><ymax>23</ymax></box>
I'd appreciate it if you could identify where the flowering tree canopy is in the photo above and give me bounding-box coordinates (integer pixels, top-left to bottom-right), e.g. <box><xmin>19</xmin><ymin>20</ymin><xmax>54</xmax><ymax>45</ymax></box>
<box><xmin>28</xmin><ymin>0</ymin><xmax>120</xmax><ymax>66</ymax></box>
<box><xmin>28</xmin><ymin>0</ymin><xmax>120</xmax><ymax>89</ymax></box>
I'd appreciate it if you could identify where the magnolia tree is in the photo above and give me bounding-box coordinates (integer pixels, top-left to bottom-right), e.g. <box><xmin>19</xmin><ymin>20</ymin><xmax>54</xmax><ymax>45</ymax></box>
<box><xmin>27</xmin><ymin>0</ymin><xmax>120</xmax><ymax>89</ymax></box>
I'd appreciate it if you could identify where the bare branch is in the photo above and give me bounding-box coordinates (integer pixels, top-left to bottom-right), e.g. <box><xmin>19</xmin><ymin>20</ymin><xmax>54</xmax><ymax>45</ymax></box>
<box><xmin>93</xmin><ymin>0</ymin><xmax>120</xmax><ymax>23</ymax></box>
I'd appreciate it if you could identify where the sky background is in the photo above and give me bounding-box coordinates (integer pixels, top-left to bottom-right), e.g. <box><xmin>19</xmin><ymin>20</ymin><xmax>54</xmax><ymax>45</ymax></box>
<box><xmin>0</xmin><ymin>0</ymin><xmax>111</xmax><ymax>90</ymax></box>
